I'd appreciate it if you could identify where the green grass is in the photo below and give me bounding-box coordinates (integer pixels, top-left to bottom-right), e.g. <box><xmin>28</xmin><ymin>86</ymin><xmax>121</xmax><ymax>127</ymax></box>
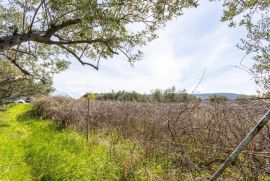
<box><xmin>0</xmin><ymin>104</ymin><xmax>123</xmax><ymax>180</ymax></box>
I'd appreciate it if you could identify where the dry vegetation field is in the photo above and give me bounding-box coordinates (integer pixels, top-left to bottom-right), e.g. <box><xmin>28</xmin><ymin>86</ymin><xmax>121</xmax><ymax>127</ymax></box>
<box><xmin>30</xmin><ymin>96</ymin><xmax>270</xmax><ymax>180</ymax></box>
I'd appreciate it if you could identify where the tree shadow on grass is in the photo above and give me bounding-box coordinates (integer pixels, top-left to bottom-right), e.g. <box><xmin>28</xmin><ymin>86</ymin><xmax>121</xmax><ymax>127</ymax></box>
<box><xmin>17</xmin><ymin>110</ymin><xmax>67</xmax><ymax>132</ymax></box>
<box><xmin>0</xmin><ymin>123</ymin><xmax>9</xmax><ymax>129</ymax></box>
<box><xmin>46</xmin><ymin>122</ymin><xmax>67</xmax><ymax>132</ymax></box>
<box><xmin>40</xmin><ymin>174</ymin><xmax>54</xmax><ymax>181</ymax></box>
<box><xmin>16</xmin><ymin>110</ymin><xmax>37</xmax><ymax>122</ymax></box>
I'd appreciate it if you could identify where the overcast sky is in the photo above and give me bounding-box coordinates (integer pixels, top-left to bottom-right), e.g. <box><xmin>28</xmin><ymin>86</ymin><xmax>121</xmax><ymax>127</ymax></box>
<box><xmin>53</xmin><ymin>0</ymin><xmax>258</xmax><ymax>98</ymax></box>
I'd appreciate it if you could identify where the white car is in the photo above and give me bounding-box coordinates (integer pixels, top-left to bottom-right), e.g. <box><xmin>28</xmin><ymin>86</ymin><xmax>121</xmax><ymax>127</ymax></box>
<box><xmin>15</xmin><ymin>99</ymin><xmax>25</xmax><ymax>103</ymax></box>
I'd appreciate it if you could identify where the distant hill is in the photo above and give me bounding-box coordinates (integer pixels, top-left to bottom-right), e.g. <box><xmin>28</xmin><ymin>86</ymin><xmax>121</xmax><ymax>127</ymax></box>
<box><xmin>194</xmin><ymin>93</ymin><xmax>244</xmax><ymax>100</ymax></box>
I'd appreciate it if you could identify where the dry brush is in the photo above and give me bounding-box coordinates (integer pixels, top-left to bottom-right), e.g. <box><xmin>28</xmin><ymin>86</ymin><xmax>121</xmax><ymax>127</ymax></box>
<box><xmin>32</xmin><ymin>96</ymin><xmax>270</xmax><ymax>179</ymax></box>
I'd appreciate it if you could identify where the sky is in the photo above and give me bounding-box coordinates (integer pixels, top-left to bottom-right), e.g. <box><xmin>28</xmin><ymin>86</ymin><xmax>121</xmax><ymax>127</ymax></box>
<box><xmin>53</xmin><ymin>0</ymin><xmax>258</xmax><ymax>98</ymax></box>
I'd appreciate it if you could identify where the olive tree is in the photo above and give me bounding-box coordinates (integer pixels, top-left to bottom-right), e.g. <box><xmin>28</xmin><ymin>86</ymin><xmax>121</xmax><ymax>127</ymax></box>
<box><xmin>0</xmin><ymin>0</ymin><xmax>198</xmax><ymax>84</ymax></box>
<box><xmin>219</xmin><ymin>0</ymin><xmax>270</xmax><ymax>91</ymax></box>
<box><xmin>0</xmin><ymin>60</ymin><xmax>53</xmax><ymax>107</ymax></box>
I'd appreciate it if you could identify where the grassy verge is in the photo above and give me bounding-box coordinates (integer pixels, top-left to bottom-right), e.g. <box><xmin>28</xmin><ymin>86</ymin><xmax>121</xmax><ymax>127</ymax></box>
<box><xmin>0</xmin><ymin>104</ymin><xmax>125</xmax><ymax>180</ymax></box>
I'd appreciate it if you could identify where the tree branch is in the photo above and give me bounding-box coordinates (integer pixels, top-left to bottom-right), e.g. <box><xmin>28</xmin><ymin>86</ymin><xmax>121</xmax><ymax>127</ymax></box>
<box><xmin>31</xmin><ymin>34</ymin><xmax>116</xmax><ymax>46</ymax></box>
<box><xmin>43</xmin><ymin>18</ymin><xmax>81</xmax><ymax>38</ymax></box>
<box><xmin>0</xmin><ymin>18</ymin><xmax>81</xmax><ymax>51</ymax></box>
<box><xmin>0</xmin><ymin>76</ymin><xmax>27</xmax><ymax>86</ymax></box>
<box><xmin>59</xmin><ymin>45</ymin><xmax>99</xmax><ymax>70</ymax></box>
<box><xmin>29</xmin><ymin>0</ymin><xmax>46</xmax><ymax>32</ymax></box>
<box><xmin>2</xmin><ymin>54</ymin><xmax>32</xmax><ymax>76</ymax></box>
<box><xmin>10</xmin><ymin>48</ymin><xmax>37</xmax><ymax>58</ymax></box>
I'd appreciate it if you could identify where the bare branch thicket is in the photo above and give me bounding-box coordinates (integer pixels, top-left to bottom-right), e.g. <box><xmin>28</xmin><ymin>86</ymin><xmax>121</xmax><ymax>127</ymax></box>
<box><xmin>32</xmin><ymin>97</ymin><xmax>270</xmax><ymax>179</ymax></box>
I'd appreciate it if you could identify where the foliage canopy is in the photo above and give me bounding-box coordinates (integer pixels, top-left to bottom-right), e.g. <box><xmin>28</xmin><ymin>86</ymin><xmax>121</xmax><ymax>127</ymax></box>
<box><xmin>220</xmin><ymin>0</ymin><xmax>270</xmax><ymax>91</ymax></box>
<box><xmin>0</xmin><ymin>0</ymin><xmax>198</xmax><ymax>82</ymax></box>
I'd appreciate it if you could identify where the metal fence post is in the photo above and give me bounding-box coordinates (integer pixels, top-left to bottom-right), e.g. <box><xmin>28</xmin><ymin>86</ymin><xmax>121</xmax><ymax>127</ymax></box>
<box><xmin>86</xmin><ymin>97</ymin><xmax>90</xmax><ymax>143</ymax></box>
<box><xmin>210</xmin><ymin>110</ymin><xmax>270</xmax><ymax>180</ymax></box>
<box><xmin>85</xmin><ymin>93</ymin><xmax>96</xmax><ymax>143</ymax></box>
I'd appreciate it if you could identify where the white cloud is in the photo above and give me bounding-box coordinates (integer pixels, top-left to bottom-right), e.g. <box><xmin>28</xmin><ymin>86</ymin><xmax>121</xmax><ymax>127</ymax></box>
<box><xmin>53</xmin><ymin>0</ymin><xmax>257</xmax><ymax>98</ymax></box>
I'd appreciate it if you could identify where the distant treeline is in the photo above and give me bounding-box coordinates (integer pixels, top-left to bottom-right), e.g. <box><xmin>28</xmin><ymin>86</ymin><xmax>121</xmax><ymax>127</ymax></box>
<box><xmin>83</xmin><ymin>87</ymin><xmax>260</xmax><ymax>102</ymax></box>
<box><xmin>83</xmin><ymin>87</ymin><xmax>197</xmax><ymax>102</ymax></box>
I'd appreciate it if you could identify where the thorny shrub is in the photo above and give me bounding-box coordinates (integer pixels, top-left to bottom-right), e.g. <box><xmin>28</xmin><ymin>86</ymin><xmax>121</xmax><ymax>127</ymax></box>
<box><xmin>32</xmin><ymin>96</ymin><xmax>270</xmax><ymax>180</ymax></box>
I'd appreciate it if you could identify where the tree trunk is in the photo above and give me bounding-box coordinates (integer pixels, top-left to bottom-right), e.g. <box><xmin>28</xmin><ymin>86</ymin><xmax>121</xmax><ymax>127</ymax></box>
<box><xmin>0</xmin><ymin>34</ymin><xmax>30</xmax><ymax>52</ymax></box>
